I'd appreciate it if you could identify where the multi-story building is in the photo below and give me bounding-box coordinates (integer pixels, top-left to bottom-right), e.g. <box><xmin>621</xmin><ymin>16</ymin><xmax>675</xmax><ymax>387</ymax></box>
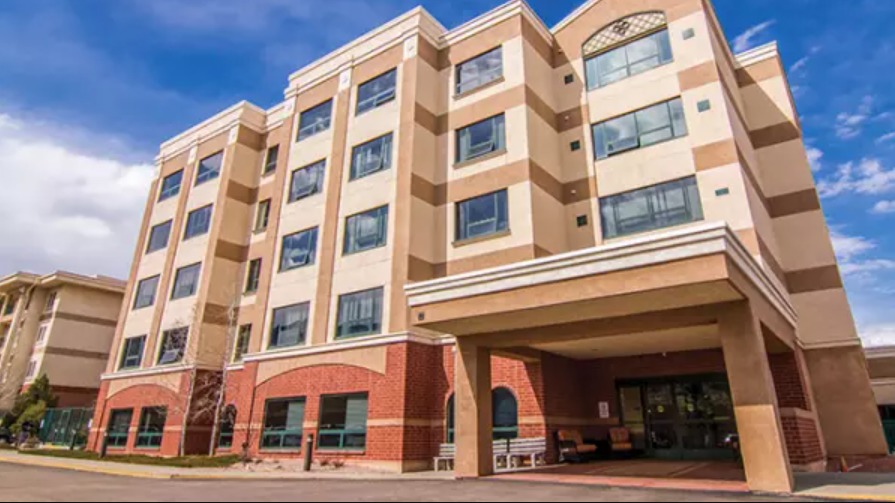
<box><xmin>88</xmin><ymin>0</ymin><xmax>888</xmax><ymax>493</ymax></box>
<box><xmin>866</xmin><ymin>346</ymin><xmax>895</xmax><ymax>453</ymax></box>
<box><xmin>0</xmin><ymin>271</ymin><xmax>125</xmax><ymax>412</ymax></box>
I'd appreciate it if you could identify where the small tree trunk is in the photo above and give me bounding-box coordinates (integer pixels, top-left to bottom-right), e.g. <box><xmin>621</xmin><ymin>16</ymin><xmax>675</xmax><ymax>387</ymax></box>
<box><xmin>178</xmin><ymin>367</ymin><xmax>197</xmax><ymax>458</ymax></box>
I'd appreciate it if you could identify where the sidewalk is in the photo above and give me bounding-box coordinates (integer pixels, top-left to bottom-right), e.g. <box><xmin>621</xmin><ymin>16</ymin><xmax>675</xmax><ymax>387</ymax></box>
<box><xmin>0</xmin><ymin>450</ymin><xmax>452</xmax><ymax>481</ymax></box>
<box><xmin>795</xmin><ymin>472</ymin><xmax>895</xmax><ymax>502</ymax></box>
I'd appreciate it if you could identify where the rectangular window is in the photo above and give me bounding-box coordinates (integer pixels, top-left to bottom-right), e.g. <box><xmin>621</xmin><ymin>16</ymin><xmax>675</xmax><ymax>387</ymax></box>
<box><xmin>297</xmin><ymin>100</ymin><xmax>333</xmax><ymax>141</ymax></box>
<box><xmin>3</xmin><ymin>296</ymin><xmax>16</xmax><ymax>316</ymax></box>
<box><xmin>119</xmin><ymin>336</ymin><xmax>146</xmax><ymax>370</ymax></box>
<box><xmin>456</xmin><ymin>114</ymin><xmax>506</xmax><ymax>163</ymax></box>
<box><xmin>171</xmin><ymin>263</ymin><xmax>201</xmax><ymax>300</ymax></box>
<box><xmin>350</xmin><ymin>133</ymin><xmax>393</xmax><ymax>180</ymax></box>
<box><xmin>280</xmin><ymin>228</ymin><xmax>318</xmax><ymax>271</ymax></box>
<box><xmin>254</xmin><ymin>200</ymin><xmax>271</xmax><ymax>233</ymax></box>
<box><xmin>456</xmin><ymin>47</ymin><xmax>503</xmax><ymax>95</ymax></box>
<box><xmin>106</xmin><ymin>409</ymin><xmax>133</xmax><ymax>448</ymax></box>
<box><xmin>35</xmin><ymin>325</ymin><xmax>48</xmax><ymax>345</ymax></box>
<box><xmin>600</xmin><ymin>176</ymin><xmax>704</xmax><ymax>239</ymax></box>
<box><xmin>184</xmin><ymin>205</ymin><xmax>213</xmax><ymax>240</ymax></box>
<box><xmin>456</xmin><ymin>190</ymin><xmax>509</xmax><ymax>242</ymax></box>
<box><xmin>44</xmin><ymin>292</ymin><xmax>57</xmax><ymax>312</ymax></box>
<box><xmin>269</xmin><ymin>303</ymin><xmax>310</xmax><ymax>349</ymax></box>
<box><xmin>233</xmin><ymin>325</ymin><xmax>251</xmax><ymax>362</ymax></box>
<box><xmin>263</xmin><ymin>145</ymin><xmax>279</xmax><ymax>175</ymax></box>
<box><xmin>592</xmin><ymin>98</ymin><xmax>687</xmax><ymax>159</ymax></box>
<box><xmin>356</xmin><ymin>68</ymin><xmax>397</xmax><ymax>115</ymax></box>
<box><xmin>336</xmin><ymin>288</ymin><xmax>383</xmax><ymax>339</ymax></box>
<box><xmin>318</xmin><ymin>394</ymin><xmax>368</xmax><ymax>451</ymax></box>
<box><xmin>195</xmin><ymin>151</ymin><xmax>224</xmax><ymax>186</ymax></box>
<box><xmin>146</xmin><ymin>220</ymin><xmax>173</xmax><ymax>254</ymax></box>
<box><xmin>133</xmin><ymin>276</ymin><xmax>160</xmax><ymax>310</ymax></box>
<box><xmin>245</xmin><ymin>259</ymin><xmax>262</xmax><ymax>294</ymax></box>
<box><xmin>289</xmin><ymin>160</ymin><xmax>325</xmax><ymax>202</ymax></box>
<box><xmin>343</xmin><ymin>206</ymin><xmax>388</xmax><ymax>255</ymax></box>
<box><xmin>25</xmin><ymin>361</ymin><xmax>37</xmax><ymax>379</ymax></box>
<box><xmin>261</xmin><ymin>398</ymin><xmax>305</xmax><ymax>450</ymax></box>
<box><xmin>157</xmin><ymin>327</ymin><xmax>188</xmax><ymax>365</ymax></box>
<box><xmin>585</xmin><ymin>29</ymin><xmax>673</xmax><ymax>90</ymax></box>
<box><xmin>159</xmin><ymin>170</ymin><xmax>183</xmax><ymax>202</ymax></box>
<box><xmin>135</xmin><ymin>407</ymin><xmax>166</xmax><ymax>449</ymax></box>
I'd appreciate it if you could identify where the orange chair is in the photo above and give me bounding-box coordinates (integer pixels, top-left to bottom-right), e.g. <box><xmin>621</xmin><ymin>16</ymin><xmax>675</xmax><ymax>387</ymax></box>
<box><xmin>608</xmin><ymin>427</ymin><xmax>634</xmax><ymax>457</ymax></box>
<box><xmin>556</xmin><ymin>429</ymin><xmax>597</xmax><ymax>463</ymax></box>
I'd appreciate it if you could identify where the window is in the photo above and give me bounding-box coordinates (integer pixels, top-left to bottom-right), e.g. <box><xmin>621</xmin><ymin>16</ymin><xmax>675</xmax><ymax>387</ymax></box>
<box><xmin>343</xmin><ymin>206</ymin><xmax>388</xmax><ymax>255</ymax></box>
<box><xmin>297</xmin><ymin>100</ymin><xmax>332</xmax><ymax>141</ymax></box>
<box><xmin>195</xmin><ymin>151</ymin><xmax>224</xmax><ymax>186</ymax></box>
<box><xmin>106</xmin><ymin>409</ymin><xmax>133</xmax><ymax>448</ymax></box>
<box><xmin>35</xmin><ymin>325</ymin><xmax>48</xmax><ymax>345</ymax></box>
<box><xmin>3</xmin><ymin>296</ymin><xmax>16</xmax><ymax>316</ymax></box>
<box><xmin>157</xmin><ymin>327</ymin><xmax>188</xmax><ymax>365</ymax></box>
<box><xmin>25</xmin><ymin>361</ymin><xmax>37</xmax><ymax>379</ymax></box>
<box><xmin>456</xmin><ymin>114</ymin><xmax>506</xmax><ymax>163</ymax></box>
<box><xmin>261</xmin><ymin>398</ymin><xmax>305</xmax><ymax>450</ymax></box>
<box><xmin>585</xmin><ymin>29</ymin><xmax>673</xmax><ymax>90</ymax></box>
<box><xmin>44</xmin><ymin>292</ymin><xmax>57</xmax><ymax>312</ymax></box>
<box><xmin>147</xmin><ymin>221</ymin><xmax>173</xmax><ymax>254</ymax></box>
<box><xmin>263</xmin><ymin>145</ymin><xmax>279</xmax><ymax>175</ymax></box>
<box><xmin>245</xmin><ymin>259</ymin><xmax>262</xmax><ymax>294</ymax></box>
<box><xmin>446</xmin><ymin>395</ymin><xmax>455</xmax><ymax>444</ymax></box>
<box><xmin>280</xmin><ymin>228</ymin><xmax>318</xmax><ymax>271</ymax></box>
<box><xmin>269</xmin><ymin>303</ymin><xmax>310</xmax><ymax>349</ymax></box>
<box><xmin>133</xmin><ymin>276</ymin><xmax>160</xmax><ymax>310</ymax></box>
<box><xmin>357</xmin><ymin>69</ymin><xmax>397</xmax><ymax>115</ymax></box>
<box><xmin>254</xmin><ymin>200</ymin><xmax>271</xmax><ymax>233</ymax></box>
<box><xmin>592</xmin><ymin>98</ymin><xmax>687</xmax><ymax>159</ymax></box>
<box><xmin>456</xmin><ymin>190</ymin><xmax>509</xmax><ymax>242</ymax></box>
<box><xmin>456</xmin><ymin>47</ymin><xmax>503</xmax><ymax>95</ymax></box>
<box><xmin>492</xmin><ymin>387</ymin><xmax>519</xmax><ymax>440</ymax></box>
<box><xmin>159</xmin><ymin>170</ymin><xmax>183</xmax><ymax>202</ymax></box>
<box><xmin>233</xmin><ymin>325</ymin><xmax>251</xmax><ymax>362</ymax></box>
<box><xmin>184</xmin><ymin>205</ymin><xmax>213</xmax><ymax>240</ymax></box>
<box><xmin>600</xmin><ymin>176</ymin><xmax>704</xmax><ymax>239</ymax></box>
<box><xmin>350</xmin><ymin>134</ymin><xmax>393</xmax><ymax>180</ymax></box>
<box><xmin>119</xmin><ymin>336</ymin><xmax>146</xmax><ymax>370</ymax></box>
<box><xmin>336</xmin><ymin>288</ymin><xmax>383</xmax><ymax>339</ymax></box>
<box><xmin>135</xmin><ymin>407</ymin><xmax>166</xmax><ymax>449</ymax></box>
<box><xmin>218</xmin><ymin>405</ymin><xmax>237</xmax><ymax>448</ymax></box>
<box><xmin>289</xmin><ymin>160</ymin><xmax>325</xmax><ymax>202</ymax></box>
<box><xmin>171</xmin><ymin>263</ymin><xmax>201</xmax><ymax>299</ymax></box>
<box><xmin>318</xmin><ymin>394</ymin><xmax>368</xmax><ymax>451</ymax></box>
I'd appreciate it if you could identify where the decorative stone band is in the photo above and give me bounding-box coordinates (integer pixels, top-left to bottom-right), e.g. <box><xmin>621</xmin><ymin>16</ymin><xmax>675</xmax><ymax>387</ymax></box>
<box><xmin>405</xmin><ymin>221</ymin><xmax>798</xmax><ymax>327</ymax></box>
<box><xmin>241</xmin><ymin>332</ymin><xmax>455</xmax><ymax>364</ymax></box>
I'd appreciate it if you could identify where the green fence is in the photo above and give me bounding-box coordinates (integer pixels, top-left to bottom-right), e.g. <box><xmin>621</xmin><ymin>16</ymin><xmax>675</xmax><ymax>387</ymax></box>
<box><xmin>39</xmin><ymin>408</ymin><xmax>93</xmax><ymax>448</ymax></box>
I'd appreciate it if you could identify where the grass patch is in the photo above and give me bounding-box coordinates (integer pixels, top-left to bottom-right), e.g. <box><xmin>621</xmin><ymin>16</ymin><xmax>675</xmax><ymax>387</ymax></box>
<box><xmin>18</xmin><ymin>449</ymin><xmax>240</xmax><ymax>468</ymax></box>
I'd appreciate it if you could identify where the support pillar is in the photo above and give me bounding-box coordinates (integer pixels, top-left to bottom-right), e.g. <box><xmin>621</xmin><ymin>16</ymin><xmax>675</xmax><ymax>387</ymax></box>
<box><xmin>454</xmin><ymin>339</ymin><xmax>492</xmax><ymax>478</ymax></box>
<box><xmin>720</xmin><ymin>302</ymin><xmax>794</xmax><ymax>494</ymax></box>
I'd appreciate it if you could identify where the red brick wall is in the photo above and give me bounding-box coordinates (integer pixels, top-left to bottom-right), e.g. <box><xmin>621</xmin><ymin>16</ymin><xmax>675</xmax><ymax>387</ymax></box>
<box><xmin>781</xmin><ymin>415</ymin><xmax>825</xmax><ymax>465</ymax></box>
<box><xmin>769</xmin><ymin>352</ymin><xmax>811</xmax><ymax>410</ymax></box>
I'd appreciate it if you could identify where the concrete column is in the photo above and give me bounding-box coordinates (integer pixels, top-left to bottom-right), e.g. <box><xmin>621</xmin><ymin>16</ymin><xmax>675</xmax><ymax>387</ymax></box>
<box><xmin>720</xmin><ymin>302</ymin><xmax>793</xmax><ymax>494</ymax></box>
<box><xmin>454</xmin><ymin>339</ymin><xmax>492</xmax><ymax>478</ymax></box>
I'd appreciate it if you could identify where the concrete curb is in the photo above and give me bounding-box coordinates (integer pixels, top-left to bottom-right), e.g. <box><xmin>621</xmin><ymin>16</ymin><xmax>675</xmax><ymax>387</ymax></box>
<box><xmin>0</xmin><ymin>455</ymin><xmax>175</xmax><ymax>480</ymax></box>
<box><xmin>800</xmin><ymin>492</ymin><xmax>895</xmax><ymax>503</ymax></box>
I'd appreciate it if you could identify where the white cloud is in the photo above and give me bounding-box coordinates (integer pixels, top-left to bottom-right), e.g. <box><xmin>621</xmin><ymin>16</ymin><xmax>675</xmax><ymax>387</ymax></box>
<box><xmin>860</xmin><ymin>324</ymin><xmax>895</xmax><ymax>348</ymax></box>
<box><xmin>872</xmin><ymin>200</ymin><xmax>895</xmax><ymax>214</ymax></box>
<box><xmin>817</xmin><ymin>158</ymin><xmax>895</xmax><ymax>198</ymax></box>
<box><xmin>830</xmin><ymin>229</ymin><xmax>877</xmax><ymax>262</ymax></box>
<box><xmin>0</xmin><ymin>111</ymin><xmax>154</xmax><ymax>279</ymax></box>
<box><xmin>835</xmin><ymin>95</ymin><xmax>875</xmax><ymax>140</ymax></box>
<box><xmin>877</xmin><ymin>132</ymin><xmax>895</xmax><ymax>144</ymax></box>
<box><xmin>788</xmin><ymin>46</ymin><xmax>821</xmax><ymax>75</ymax></box>
<box><xmin>732</xmin><ymin>20</ymin><xmax>776</xmax><ymax>53</ymax></box>
<box><xmin>806</xmin><ymin>146</ymin><xmax>824</xmax><ymax>172</ymax></box>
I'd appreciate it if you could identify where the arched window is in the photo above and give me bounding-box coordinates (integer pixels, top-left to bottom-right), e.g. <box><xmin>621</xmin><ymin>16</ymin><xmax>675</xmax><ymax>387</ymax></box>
<box><xmin>582</xmin><ymin>12</ymin><xmax>672</xmax><ymax>90</ymax></box>
<box><xmin>492</xmin><ymin>387</ymin><xmax>519</xmax><ymax>440</ymax></box>
<box><xmin>446</xmin><ymin>394</ymin><xmax>455</xmax><ymax>443</ymax></box>
<box><xmin>218</xmin><ymin>404</ymin><xmax>237</xmax><ymax>449</ymax></box>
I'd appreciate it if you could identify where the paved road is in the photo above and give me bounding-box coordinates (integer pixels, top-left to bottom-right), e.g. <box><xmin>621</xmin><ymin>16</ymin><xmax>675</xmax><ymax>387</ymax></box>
<box><xmin>0</xmin><ymin>464</ymin><xmax>817</xmax><ymax>502</ymax></box>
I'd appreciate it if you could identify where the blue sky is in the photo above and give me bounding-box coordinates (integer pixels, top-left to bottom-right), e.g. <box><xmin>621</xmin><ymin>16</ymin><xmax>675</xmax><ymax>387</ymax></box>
<box><xmin>0</xmin><ymin>0</ymin><xmax>893</xmax><ymax>345</ymax></box>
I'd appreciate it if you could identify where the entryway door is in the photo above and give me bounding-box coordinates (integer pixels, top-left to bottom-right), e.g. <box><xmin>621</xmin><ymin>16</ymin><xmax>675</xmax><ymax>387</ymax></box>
<box><xmin>619</xmin><ymin>375</ymin><xmax>737</xmax><ymax>460</ymax></box>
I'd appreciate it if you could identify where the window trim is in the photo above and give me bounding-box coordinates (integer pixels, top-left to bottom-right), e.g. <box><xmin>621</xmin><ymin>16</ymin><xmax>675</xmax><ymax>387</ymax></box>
<box><xmin>233</xmin><ymin>325</ymin><xmax>251</xmax><ymax>363</ymax></box>
<box><xmin>146</xmin><ymin>220</ymin><xmax>173</xmax><ymax>254</ymax></box>
<box><xmin>455</xmin><ymin>114</ymin><xmax>507</xmax><ymax>165</ymax></box>
<box><xmin>254</xmin><ymin>200</ymin><xmax>271</xmax><ymax>234</ymax></box>
<box><xmin>599</xmin><ymin>176</ymin><xmax>704</xmax><ymax>240</ymax></box>
<box><xmin>317</xmin><ymin>393</ymin><xmax>369</xmax><ymax>452</ymax></box>
<box><xmin>158</xmin><ymin>170</ymin><xmax>184</xmax><ymax>202</ymax></box>
<box><xmin>296</xmin><ymin>100</ymin><xmax>333</xmax><ymax>142</ymax></box>
<box><xmin>335</xmin><ymin>287</ymin><xmax>384</xmax><ymax>340</ymax></box>
<box><xmin>245</xmin><ymin>259</ymin><xmax>262</xmax><ymax>294</ymax></box>
<box><xmin>349</xmin><ymin>133</ymin><xmax>393</xmax><ymax>181</ymax></box>
<box><xmin>455</xmin><ymin>189</ymin><xmax>510</xmax><ymax>243</ymax></box>
<box><xmin>183</xmin><ymin>204</ymin><xmax>213</xmax><ymax>241</ymax></box>
<box><xmin>262</xmin><ymin>145</ymin><xmax>280</xmax><ymax>176</ymax></box>
<box><xmin>106</xmin><ymin>409</ymin><xmax>133</xmax><ymax>449</ymax></box>
<box><xmin>356</xmin><ymin>68</ymin><xmax>398</xmax><ymax>115</ymax></box>
<box><xmin>156</xmin><ymin>327</ymin><xmax>189</xmax><ymax>366</ymax></box>
<box><xmin>279</xmin><ymin>227</ymin><xmax>319</xmax><ymax>272</ymax></box>
<box><xmin>119</xmin><ymin>335</ymin><xmax>146</xmax><ymax>371</ymax></box>
<box><xmin>455</xmin><ymin>46</ymin><xmax>504</xmax><ymax>97</ymax></box>
<box><xmin>170</xmin><ymin>263</ymin><xmax>202</xmax><ymax>300</ymax></box>
<box><xmin>343</xmin><ymin>206</ymin><xmax>389</xmax><ymax>256</ymax></box>
<box><xmin>288</xmin><ymin>160</ymin><xmax>326</xmax><ymax>203</ymax></box>
<box><xmin>133</xmin><ymin>275</ymin><xmax>160</xmax><ymax>310</ymax></box>
<box><xmin>260</xmin><ymin>397</ymin><xmax>306</xmax><ymax>451</ymax></box>
<box><xmin>268</xmin><ymin>302</ymin><xmax>311</xmax><ymax>350</ymax></box>
<box><xmin>195</xmin><ymin>151</ymin><xmax>224</xmax><ymax>186</ymax></box>
<box><xmin>135</xmin><ymin>407</ymin><xmax>167</xmax><ymax>450</ymax></box>
<box><xmin>591</xmin><ymin>97</ymin><xmax>687</xmax><ymax>160</ymax></box>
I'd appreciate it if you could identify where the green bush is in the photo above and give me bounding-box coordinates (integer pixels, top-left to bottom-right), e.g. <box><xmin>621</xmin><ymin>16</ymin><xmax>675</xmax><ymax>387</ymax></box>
<box><xmin>18</xmin><ymin>450</ymin><xmax>241</xmax><ymax>468</ymax></box>
<box><xmin>11</xmin><ymin>401</ymin><xmax>47</xmax><ymax>437</ymax></box>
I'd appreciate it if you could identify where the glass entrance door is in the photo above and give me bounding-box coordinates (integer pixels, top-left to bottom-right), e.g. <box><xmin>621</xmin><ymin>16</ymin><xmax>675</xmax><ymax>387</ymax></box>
<box><xmin>620</xmin><ymin>375</ymin><xmax>736</xmax><ymax>460</ymax></box>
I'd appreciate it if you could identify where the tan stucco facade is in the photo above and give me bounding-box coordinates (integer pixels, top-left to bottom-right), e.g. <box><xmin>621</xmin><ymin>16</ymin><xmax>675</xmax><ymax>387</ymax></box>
<box><xmin>94</xmin><ymin>0</ymin><xmax>883</xmax><ymax>493</ymax></box>
<box><xmin>0</xmin><ymin>272</ymin><xmax>124</xmax><ymax>411</ymax></box>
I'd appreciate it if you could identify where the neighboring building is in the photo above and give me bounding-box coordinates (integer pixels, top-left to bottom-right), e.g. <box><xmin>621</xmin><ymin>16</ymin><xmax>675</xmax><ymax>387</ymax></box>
<box><xmin>0</xmin><ymin>272</ymin><xmax>125</xmax><ymax>412</ymax></box>
<box><xmin>88</xmin><ymin>0</ymin><xmax>887</xmax><ymax>493</ymax></box>
<box><xmin>866</xmin><ymin>346</ymin><xmax>895</xmax><ymax>453</ymax></box>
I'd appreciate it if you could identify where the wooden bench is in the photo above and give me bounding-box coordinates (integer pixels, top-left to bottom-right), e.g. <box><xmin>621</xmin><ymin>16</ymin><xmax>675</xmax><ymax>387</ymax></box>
<box><xmin>434</xmin><ymin>438</ymin><xmax>546</xmax><ymax>472</ymax></box>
